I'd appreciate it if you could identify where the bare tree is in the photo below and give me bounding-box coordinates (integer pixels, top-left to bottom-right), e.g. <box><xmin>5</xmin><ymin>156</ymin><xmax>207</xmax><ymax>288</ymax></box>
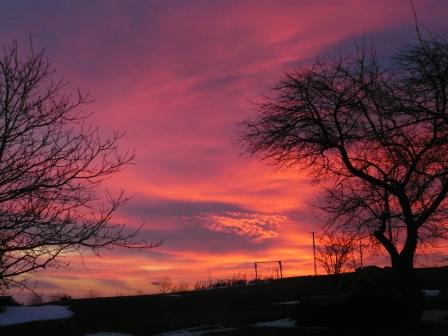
<box><xmin>28</xmin><ymin>291</ymin><xmax>44</xmax><ymax>306</ymax></box>
<box><xmin>0</xmin><ymin>41</ymin><xmax>159</xmax><ymax>291</ymax></box>
<box><xmin>155</xmin><ymin>276</ymin><xmax>173</xmax><ymax>294</ymax></box>
<box><xmin>316</xmin><ymin>232</ymin><xmax>356</xmax><ymax>275</ymax></box>
<box><xmin>241</xmin><ymin>29</ymin><xmax>448</xmax><ymax>322</ymax></box>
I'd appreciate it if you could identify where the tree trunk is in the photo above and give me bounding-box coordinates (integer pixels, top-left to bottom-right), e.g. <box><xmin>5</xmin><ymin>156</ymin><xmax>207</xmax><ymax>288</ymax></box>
<box><xmin>392</xmin><ymin>254</ymin><xmax>421</xmax><ymax>326</ymax></box>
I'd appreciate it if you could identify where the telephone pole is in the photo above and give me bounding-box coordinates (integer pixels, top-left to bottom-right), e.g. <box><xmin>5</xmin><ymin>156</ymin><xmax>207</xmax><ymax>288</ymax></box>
<box><xmin>312</xmin><ymin>232</ymin><xmax>317</xmax><ymax>276</ymax></box>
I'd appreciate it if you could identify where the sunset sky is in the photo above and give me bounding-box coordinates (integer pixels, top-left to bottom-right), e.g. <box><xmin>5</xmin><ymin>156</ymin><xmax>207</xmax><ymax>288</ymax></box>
<box><xmin>1</xmin><ymin>0</ymin><xmax>448</xmax><ymax>300</ymax></box>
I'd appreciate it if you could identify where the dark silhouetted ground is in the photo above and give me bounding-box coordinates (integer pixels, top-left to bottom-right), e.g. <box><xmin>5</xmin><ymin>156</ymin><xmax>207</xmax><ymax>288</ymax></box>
<box><xmin>1</xmin><ymin>266</ymin><xmax>448</xmax><ymax>335</ymax></box>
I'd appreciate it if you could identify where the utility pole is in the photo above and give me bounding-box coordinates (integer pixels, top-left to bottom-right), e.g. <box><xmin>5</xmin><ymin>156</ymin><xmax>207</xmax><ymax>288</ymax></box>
<box><xmin>312</xmin><ymin>232</ymin><xmax>317</xmax><ymax>276</ymax></box>
<box><xmin>359</xmin><ymin>240</ymin><xmax>364</xmax><ymax>269</ymax></box>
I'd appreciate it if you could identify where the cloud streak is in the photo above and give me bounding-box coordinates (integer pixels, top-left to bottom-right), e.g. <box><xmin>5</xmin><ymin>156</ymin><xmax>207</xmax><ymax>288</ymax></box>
<box><xmin>196</xmin><ymin>211</ymin><xmax>283</xmax><ymax>240</ymax></box>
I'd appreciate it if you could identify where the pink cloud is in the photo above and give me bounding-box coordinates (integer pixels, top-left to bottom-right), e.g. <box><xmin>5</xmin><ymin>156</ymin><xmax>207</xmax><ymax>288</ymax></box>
<box><xmin>196</xmin><ymin>211</ymin><xmax>284</xmax><ymax>240</ymax></box>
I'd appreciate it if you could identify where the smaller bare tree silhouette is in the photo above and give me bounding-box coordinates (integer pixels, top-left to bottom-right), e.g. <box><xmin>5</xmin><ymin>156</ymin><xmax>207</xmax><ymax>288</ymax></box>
<box><xmin>316</xmin><ymin>232</ymin><xmax>357</xmax><ymax>275</ymax></box>
<box><xmin>155</xmin><ymin>276</ymin><xmax>173</xmax><ymax>294</ymax></box>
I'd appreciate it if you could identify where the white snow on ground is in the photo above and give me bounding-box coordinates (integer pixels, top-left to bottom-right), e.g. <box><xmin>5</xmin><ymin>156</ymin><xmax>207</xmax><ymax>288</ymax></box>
<box><xmin>158</xmin><ymin>319</ymin><xmax>298</xmax><ymax>334</ymax></box>
<box><xmin>252</xmin><ymin>318</ymin><xmax>297</xmax><ymax>328</ymax></box>
<box><xmin>422</xmin><ymin>310</ymin><xmax>448</xmax><ymax>322</ymax></box>
<box><xmin>274</xmin><ymin>300</ymin><xmax>300</xmax><ymax>305</ymax></box>
<box><xmin>84</xmin><ymin>332</ymin><xmax>132</xmax><ymax>336</ymax></box>
<box><xmin>0</xmin><ymin>305</ymin><xmax>73</xmax><ymax>326</ymax></box>
<box><xmin>422</xmin><ymin>289</ymin><xmax>441</xmax><ymax>297</ymax></box>
<box><xmin>153</xmin><ymin>325</ymin><xmax>237</xmax><ymax>335</ymax></box>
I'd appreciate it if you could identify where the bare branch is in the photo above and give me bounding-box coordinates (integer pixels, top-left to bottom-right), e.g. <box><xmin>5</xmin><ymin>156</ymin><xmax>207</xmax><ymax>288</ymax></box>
<box><xmin>0</xmin><ymin>41</ymin><xmax>160</xmax><ymax>291</ymax></box>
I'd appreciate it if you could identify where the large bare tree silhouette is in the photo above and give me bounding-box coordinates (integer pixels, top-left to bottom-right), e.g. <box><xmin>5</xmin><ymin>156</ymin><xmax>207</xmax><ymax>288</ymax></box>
<box><xmin>0</xmin><ymin>42</ymin><xmax>159</xmax><ymax>290</ymax></box>
<box><xmin>241</xmin><ymin>29</ymin><xmax>448</xmax><ymax>321</ymax></box>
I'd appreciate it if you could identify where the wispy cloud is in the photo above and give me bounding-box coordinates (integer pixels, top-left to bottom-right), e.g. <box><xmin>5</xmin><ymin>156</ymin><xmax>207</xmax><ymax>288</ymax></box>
<box><xmin>195</xmin><ymin>211</ymin><xmax>284</xmax><ymax>240</ymax></box>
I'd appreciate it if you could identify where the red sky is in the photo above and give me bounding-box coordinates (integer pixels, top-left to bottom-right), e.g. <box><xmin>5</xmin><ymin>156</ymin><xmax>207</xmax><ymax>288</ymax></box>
<box><xmin>1</xmin><ymin>0</ymin><xmax>448</xmax><ymax>300</ymax></box>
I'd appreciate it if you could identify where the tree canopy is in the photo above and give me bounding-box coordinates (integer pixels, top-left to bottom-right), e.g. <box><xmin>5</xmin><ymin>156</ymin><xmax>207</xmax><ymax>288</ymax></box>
<box><xmin>241</xmin><ymin>30</ymin><xmax>448</xmax><ymax>319</ymax></box>
<box><xmin>0</xmin><ymin>42</ymin><xmax>159</xmax><ymax>290</ymax></box>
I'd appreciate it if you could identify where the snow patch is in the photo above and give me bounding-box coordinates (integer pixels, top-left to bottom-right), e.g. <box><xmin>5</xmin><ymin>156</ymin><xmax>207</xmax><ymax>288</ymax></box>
<box><xmin>422</xmin><ymin>289</ymin><xmax>441</xmax><ymax>297</ymax></box>
<box><xmin>252</xmin><ymin>318</ymin><xmax>297</xmax><ymax>328</ymax></box>
<box><xmin>274</xmin><ymin>300</ymin><xmax>300</xmax><ymax>305</ymax></box>
<box><xmin>154</xmin><ymin>324</ymin><xmax>237</xmax><ymax>335</ymax></box>
<box><xmin>84</xmin><ymin>333</ymin><xmax>132</xmax><ymax>336</ymax></box>
<box><xmin>0</xmin><ymin>305</ymin><xmax>73</xmax><ymax>326</ymax></box>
